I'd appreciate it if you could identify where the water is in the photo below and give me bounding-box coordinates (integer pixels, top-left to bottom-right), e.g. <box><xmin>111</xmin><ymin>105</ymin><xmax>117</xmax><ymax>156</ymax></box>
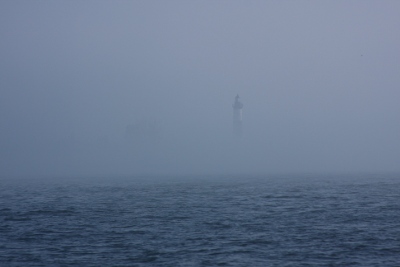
<box><xmin>1</xmin><ymin>174</ymin><xmax>400</xmax><ymax>266</ymax></box>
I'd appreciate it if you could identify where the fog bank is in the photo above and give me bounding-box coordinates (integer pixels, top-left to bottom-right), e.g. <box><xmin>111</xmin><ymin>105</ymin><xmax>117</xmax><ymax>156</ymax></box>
<box><xmin>1</xmin><ymin>1</ymin><xmax>400</xmax><ymax>177</ymax></box>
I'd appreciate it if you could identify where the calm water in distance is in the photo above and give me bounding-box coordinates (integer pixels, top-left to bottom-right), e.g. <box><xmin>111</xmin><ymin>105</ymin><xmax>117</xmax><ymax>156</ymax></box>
<box><xmin>1</xmin><ymin>174</ymin><xmax>400</xmax><ymax>266</ymax></box>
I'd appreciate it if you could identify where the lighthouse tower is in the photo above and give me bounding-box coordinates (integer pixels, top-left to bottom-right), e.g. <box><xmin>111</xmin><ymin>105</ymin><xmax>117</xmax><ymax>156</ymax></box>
<box><xmin>232</xmin><ymin>94</ymin><xmax>243</xmax><ymax>136</ymax></box>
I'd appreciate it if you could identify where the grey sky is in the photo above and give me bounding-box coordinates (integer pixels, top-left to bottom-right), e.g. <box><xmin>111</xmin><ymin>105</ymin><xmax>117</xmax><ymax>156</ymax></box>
<box><xmin>1</xmin><ymin>1</ymin><xmax>399</xmax><ymax>177</ymax></box>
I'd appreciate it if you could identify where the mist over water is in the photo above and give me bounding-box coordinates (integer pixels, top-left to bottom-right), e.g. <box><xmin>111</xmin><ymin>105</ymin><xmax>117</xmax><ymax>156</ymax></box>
<box><xmin>1</xmin><ymin>1</ymin><xmax>400</xmax><ymax>177</ymax></box>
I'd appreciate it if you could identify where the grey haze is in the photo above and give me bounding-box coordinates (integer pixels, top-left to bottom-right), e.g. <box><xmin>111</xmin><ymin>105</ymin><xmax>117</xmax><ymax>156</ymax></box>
<box><xmin>1</xmin><ymin>1</ymin><xmax>399</xmax><ymax>177</ymax></box>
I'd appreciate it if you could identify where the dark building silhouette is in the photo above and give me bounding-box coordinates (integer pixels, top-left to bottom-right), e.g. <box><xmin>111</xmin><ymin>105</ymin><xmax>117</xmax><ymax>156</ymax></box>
<box><xmin>232</xmin><ymin>94</ymin><xmax>243</xmax><ymax>136</ymax></box>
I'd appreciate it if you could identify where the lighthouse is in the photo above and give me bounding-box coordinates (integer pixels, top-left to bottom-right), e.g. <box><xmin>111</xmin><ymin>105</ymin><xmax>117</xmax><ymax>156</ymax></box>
<box><xmin>232</xmin><ymin>94</ymin><xmax>243</xmax><ymax>136</ymax></box>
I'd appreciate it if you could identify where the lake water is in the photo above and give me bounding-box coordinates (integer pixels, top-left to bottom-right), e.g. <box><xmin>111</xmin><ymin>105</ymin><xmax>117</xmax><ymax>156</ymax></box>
<box><xmin>1</xmin><ymin>174</ymin><xmax>400</xmax><ymax>266</ymax></box>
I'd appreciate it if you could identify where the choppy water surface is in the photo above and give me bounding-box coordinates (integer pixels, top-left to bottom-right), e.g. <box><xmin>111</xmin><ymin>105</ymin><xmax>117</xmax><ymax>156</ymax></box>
<box><xmin>1</xmin><ymin>174</ymin><xmax>400</xmax><ymax>266</ymax></box>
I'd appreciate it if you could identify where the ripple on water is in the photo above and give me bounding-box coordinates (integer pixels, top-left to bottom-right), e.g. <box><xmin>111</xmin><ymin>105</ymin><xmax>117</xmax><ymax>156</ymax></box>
<box><xmin>1</xmin><ymin>175</ymin><xmax>400</xmax><ymax>266</ymax></box>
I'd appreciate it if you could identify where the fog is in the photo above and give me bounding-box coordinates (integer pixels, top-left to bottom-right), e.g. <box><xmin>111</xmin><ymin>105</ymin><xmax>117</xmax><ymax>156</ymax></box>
<box><xmin>1</xmin><ymin>1</ymin><xmax>399</xmax><ymax>177</ymax></box>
